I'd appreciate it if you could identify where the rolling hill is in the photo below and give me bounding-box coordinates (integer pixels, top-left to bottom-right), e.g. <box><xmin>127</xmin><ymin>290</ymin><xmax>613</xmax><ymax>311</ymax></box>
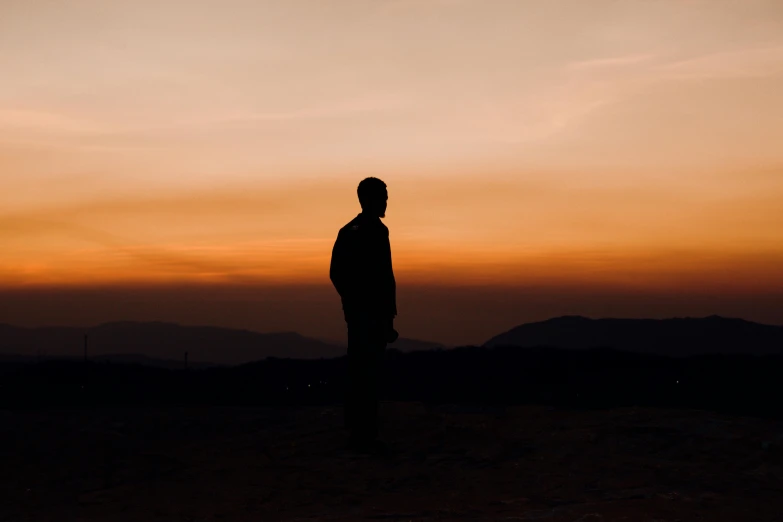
<box><xmin>484</xmin><ymin>315</ymin><xmax>783</xmax><ymax>356</ymax></box>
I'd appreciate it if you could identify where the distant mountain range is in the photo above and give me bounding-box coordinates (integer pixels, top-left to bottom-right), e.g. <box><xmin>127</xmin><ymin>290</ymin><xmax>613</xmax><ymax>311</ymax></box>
<box><xmin>1</xmin><ymin>316</ymin><xmax>779</xmax><ymax>367</ymax></box>
<box><xmin>484</xmin><ymin>315</ymin><xmax>783</xmax><ymax>356</ymax></box>
<box><xmin>0</xmin><ymin>322</ymin><xmax>444</xmax><ymax>366</ymax></box>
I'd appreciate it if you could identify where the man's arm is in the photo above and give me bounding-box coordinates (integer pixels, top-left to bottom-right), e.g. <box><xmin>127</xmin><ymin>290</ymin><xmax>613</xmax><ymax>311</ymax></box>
<box><xmin>383</xmin><ymin>229</ymin><xmax>397</xmax><ymax>318</ymax></box>
<box><xmin>329</xmin><ymin>231</ymin><xmax>349</xmax><ymax>298</ymax></box>
<box><xmin>382</xmin><ymin>229</ymin><xmax>398</xmax><ymax>342</ymax></box>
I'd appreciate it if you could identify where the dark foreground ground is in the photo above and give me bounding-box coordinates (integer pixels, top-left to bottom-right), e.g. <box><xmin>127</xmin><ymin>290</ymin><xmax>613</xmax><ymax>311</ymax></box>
<box><xmin>2</xmin><ymin>402</ymin><xmax>782</xmax><ymax>522</ymax></box>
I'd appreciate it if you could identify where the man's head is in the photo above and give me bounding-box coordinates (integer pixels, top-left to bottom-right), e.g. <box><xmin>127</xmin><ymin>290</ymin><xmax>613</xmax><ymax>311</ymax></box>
<box><xmin>357</xmin><ymin>177</ymin><xmax>388</xmax><ymax>218</ymax></box>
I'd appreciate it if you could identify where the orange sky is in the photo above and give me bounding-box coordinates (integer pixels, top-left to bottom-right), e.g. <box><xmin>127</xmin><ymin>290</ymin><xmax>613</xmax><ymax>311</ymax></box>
<box><xmin>1</xmin><ymin>0</ymin><xmax>782</xmax><ymax>343</ymax></box>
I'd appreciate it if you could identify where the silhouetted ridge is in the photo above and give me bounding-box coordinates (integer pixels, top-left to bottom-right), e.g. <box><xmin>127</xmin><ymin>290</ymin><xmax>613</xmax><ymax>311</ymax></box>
<box><xmin>484</xmin><ymin>316</ymin><xmax>783</xmax><ymax>356</ymax></box>
<box><xmin>0</xmin><ymin>322</ymin><xmax>343</xmax><ymax>365</ymax></box>
<box><xmin>0</xmin><ymin>321</ymin><xmax>440</xmax><ymax>366</ymax></box>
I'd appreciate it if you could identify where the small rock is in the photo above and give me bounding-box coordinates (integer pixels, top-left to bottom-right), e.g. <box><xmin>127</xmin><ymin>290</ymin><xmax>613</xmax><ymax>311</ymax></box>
<box><xmin>573</xmin><ymin>515</ymin><xmax>603</xmax><ymax>522</ymax></box>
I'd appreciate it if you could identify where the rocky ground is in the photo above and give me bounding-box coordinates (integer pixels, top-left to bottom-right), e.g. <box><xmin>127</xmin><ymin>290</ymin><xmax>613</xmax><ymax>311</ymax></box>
<box><xmin>1</xmin><ymin>402</ymin><xmax>782</xmax><ymax>521</ymax></box>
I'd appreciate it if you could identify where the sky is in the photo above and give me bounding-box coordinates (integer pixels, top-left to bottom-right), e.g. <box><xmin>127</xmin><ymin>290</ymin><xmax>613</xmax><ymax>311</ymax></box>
<box><xmin>1</xmin><ymin>0</ymin><xmax>782</xmax><ymax>345</ymax></box>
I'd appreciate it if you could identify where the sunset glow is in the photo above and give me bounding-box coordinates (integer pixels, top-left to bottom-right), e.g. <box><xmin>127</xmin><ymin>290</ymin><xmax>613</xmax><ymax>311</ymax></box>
<box><xmin>2</xmin><ymin>0</ymin><xmax>782</xmax><ymax>343</ymax></box>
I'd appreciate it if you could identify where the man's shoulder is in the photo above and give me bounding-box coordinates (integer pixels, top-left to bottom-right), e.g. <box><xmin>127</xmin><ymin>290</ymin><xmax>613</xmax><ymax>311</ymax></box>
<box><xmin>339</xmin><ymin>214</ymin><xmax>388</xmax><ymax>234</ymax></box>
<box><xmin>339</xmin><ymin>215</ymin><xmax>363</xmax><ymax>235</ymax></box>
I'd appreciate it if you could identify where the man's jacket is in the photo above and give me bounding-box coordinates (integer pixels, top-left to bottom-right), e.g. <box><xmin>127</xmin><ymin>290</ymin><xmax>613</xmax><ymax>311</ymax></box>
<box><xmin>330</xmin><ymin>213</ymin><xmax>397</xmax><ymax>322</ymax></box>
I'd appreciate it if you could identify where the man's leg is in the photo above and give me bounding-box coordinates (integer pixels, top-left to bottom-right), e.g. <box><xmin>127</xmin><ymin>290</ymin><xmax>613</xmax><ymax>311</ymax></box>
<box><xmin>345</xmin><ymin>325</ymin><xmax>361</xmax><ymax>433</ymax></box>
<box><xmin>346</xmin><ymin>317</ymin><xmax>386</xmax><ymax>444</ymax></box>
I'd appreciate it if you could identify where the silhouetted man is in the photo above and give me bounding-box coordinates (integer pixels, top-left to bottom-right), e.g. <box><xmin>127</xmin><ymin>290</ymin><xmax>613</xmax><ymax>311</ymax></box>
<box><xmin>330</xmin><ymin>177</ymin><xmax>398</xmax><ymax>453</ymax></box>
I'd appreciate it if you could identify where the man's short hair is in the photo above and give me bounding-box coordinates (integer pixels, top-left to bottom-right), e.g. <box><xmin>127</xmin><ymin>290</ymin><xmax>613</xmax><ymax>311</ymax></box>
<box><xmin>357</xmin><ymin>177</ymin><xmax>387</xmax><ymax>207</ymax></box>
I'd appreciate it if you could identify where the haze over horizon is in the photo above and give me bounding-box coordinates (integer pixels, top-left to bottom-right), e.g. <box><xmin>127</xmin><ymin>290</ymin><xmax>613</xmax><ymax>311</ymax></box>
<box><xmin>2</xmin><ymin>0</ymin><xmax>782</xmax><ymax>345</ymax></box>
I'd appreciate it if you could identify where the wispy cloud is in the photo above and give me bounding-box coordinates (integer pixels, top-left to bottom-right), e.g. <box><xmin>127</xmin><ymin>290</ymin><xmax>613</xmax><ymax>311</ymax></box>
<box><xmin>472</xmin><ymin>54</ymin><xmax>662</xmax><ymax>145</ymax></box>
<box><xmin>494</xmin><ymin>44</ymin><xmax>783</xmax><ymax>144</ymax></box>
<box><xmin>475</xmin><ymin>77</ymin><xmax>622</xmax><ymax>145</ymax></box>
<box><xmin>0</xmin><ymin>91</ymin><xmax>406</xmax><ymax>147</ymax></box>
<box><xmin>567</xmin><ymin>53</ymin><xmax>657</xmax><ymax>71</ymax></box>
<box><xmin>216</xmin><ymin>92</ymin><xmax>407</xmax><ymax>124</ymax></box>
<box><xmin>655</xmin><ymin>46</ymin><xmax>783</xmax><ymax>80</ymax></box>
<box><xmin>0</xmin><ymin>109</ymin><xmax>102</xmax><ymax>134</ymax></box>
<box><xmin>378</xmin><ymin>0</ymin><xmax>471</xmax><ymax>14</ymax></box>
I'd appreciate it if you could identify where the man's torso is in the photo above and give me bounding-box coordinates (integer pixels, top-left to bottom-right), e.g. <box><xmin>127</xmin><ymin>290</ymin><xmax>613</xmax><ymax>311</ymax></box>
<box><xmin>330</xmin><ymin>213</ymin><xmax>396</xmax><ymax>321</ymax></box>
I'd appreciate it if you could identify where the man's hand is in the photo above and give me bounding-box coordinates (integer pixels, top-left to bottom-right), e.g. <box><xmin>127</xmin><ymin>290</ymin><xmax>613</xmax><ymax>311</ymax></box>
<box><xmin>386</xmin><ymin>318</ymin><xmax>399</xmax><ymax>343</ymax></box>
